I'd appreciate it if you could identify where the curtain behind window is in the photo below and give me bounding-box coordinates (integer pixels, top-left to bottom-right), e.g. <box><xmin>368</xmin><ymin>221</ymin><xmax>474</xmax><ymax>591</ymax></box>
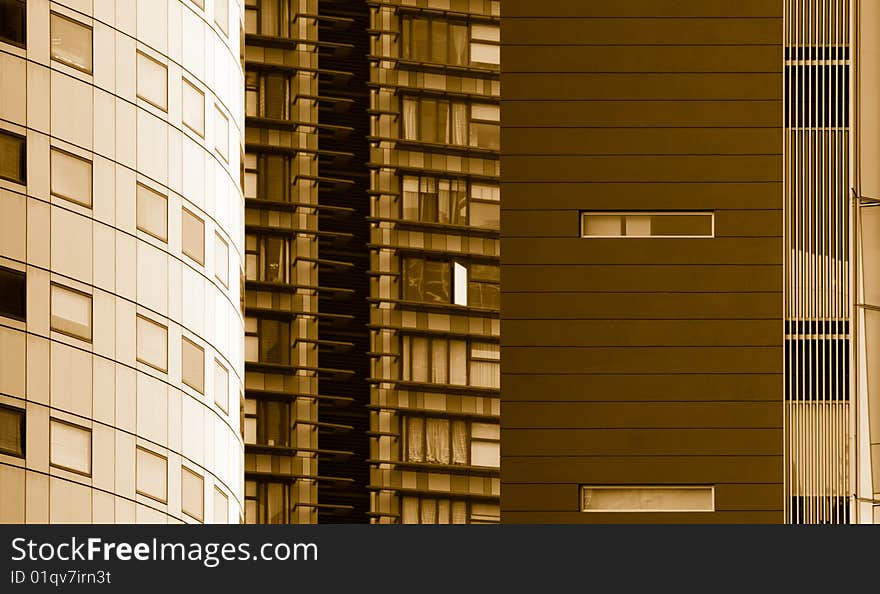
<box><xmin>425</xmin><ymin>418</ymin><xmax>450</xmax><ymax>463</ymax></box>
<box><xmin>451</xmin><ymin>102</ymin><xmax>468</xmax><ymax>145</ymax></box>
<box><xmin>402</xmin><ymin>98</ymin><xmax>419</xmax><ymax>141</ymax></box>
<box><xmin>452</xmin><ymin>420</ymin><xmax>467</xmax><ymax>464</ymax></box>
<box><xmin>407</xmin><ymin>417</ymin><xmax>424</xmax><ymax>462</ymax></box>
<box><xmin>421</xmin><ymin>498</ymin><xmax>437</xmax><ymax>524</ymax></box>
<box><xmin>431</xmin><ymin>338</ymin><xmax>448</xmax><ymax>384</ymax></box>
<box><xmin>401</xmin><ymin>497</ymin><xmax>419</xmax><ymax>524</ymax></box>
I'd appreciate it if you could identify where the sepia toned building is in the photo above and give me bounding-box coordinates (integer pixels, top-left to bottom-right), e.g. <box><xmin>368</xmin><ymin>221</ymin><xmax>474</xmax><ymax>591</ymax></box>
<box><xmin>0</xmin><ymin>0</ymin><xmax>246</xmax><ymax>523</ymax></box>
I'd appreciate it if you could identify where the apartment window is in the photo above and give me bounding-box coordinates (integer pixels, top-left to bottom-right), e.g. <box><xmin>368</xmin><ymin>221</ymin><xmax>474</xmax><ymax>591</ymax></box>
<box><xmin>402</xmin><ymin>416</ymin><xmax>499</xmax><ymax>467</ymax></box>
<box><xmin>0</xmin><ymin>405</ymin><xmax>25</xmax><ymax>458</ymax></box>
<box><xmin>401</xmin><ymin>336</ymin><xmax>499</xmax><ymax>388</ymax></box>
<box><xmin>581</xmin><ymin>212</ymin><xmax>715</xmax><ymax>238</ymax></box>
<box><xmin>181</xmin><ymin>336</ymin><xmax>205</xmax><ymax>394</ymax></box>
<box><xmin>402</xmin><ymin>96</ymin><xmax>499</xmax><ymax>150</ymax></box>
<box><xmin>136</xmin><ymin>447</ymin><xmax>167</xmax><ymax>503</ymax></box>
<box><xmin>136</xmin><ymin>51</ymin><xmax>168</xmax><ymax>111</ymax></box>
<box><xmin>181</xmin><ymin>467</ymin><xmax>205</xmax><ymax>521</ymax></box>
<box><xmin>214</xmin><ymin>105</ymin><xmax>229</xmax><ymax>161</ymax></box>
<box><xmin>401</xmin><ymin>175</ymin><xmax>501</xmax><ymax>230</ymax></box>
<box><xmin>214</xmin><ymin>487</ymin><xmax>228</xmax><ymax>523</ymax></box>
<box><xmin>243</xmin><ymin>397</ymin><xmax>289</xmax><ymax>447</ymax></box>
<box><xmin>0</xmin><ymin>129</ymin><xmax>25</xmax><ymax>184</ymax></box>
<box><xmin>182</xmin><ymin>207</ymin><xmax>205</xmax><ymax>265</ymax></box>
<box><xmin>0</xmin><ymin>266</ymin><xmax>26</xmax><ymax>321</ymax></box>
<box><xmin>50</xmin><ymin>13</ymin><xmax>93</xmax><ymax>73</ymax></box>
<box><xmin>245</xmin><ymin>479</ymin><xmax>290</xmax><ymax>524</ymax></box>
<box><xmin>243</xmin><ymin>153</ymin><xmax>289</xmax><ymax>202</ymax></box>
<box><xmin>581</xmin><ymin>486</ymin><xmax>715</xmax><ymax>512</ymax></box>
<box><xmin>50</xmin><ymin>148</ymin><xmax>92</xmax><ymax>207</ymax></box>
<box><xmin>214</xmin><ymin>0</ymin><xmax>229</xmax><ymax>35</ymax></box>
<box><xmin>49</xmin><ymin>419</ymin><xmax>91</xmax><ymax>475</ymax></box>
<box><xmin>182</xmin><ymin>78</ymin><xmax>205</xmax><ymax>137</ymax></box>
<box><xmin>136</xmin><ymin>184</ymin><xmax>168</xmax><ymax>241</ymax></box>
<box><xmin>244</xmin><ymin>0</ymin><xmax>290</xmax><ymax>36</ymax></box>
<box><xmin>402</xmin><ymin>256</ymin><xmax>499</xmax><ymax>309</ymax></box>
<box><xmin>50</xmin><ymin>284</ymin><xmax>92</xmax><ymax>341</ymax></box>
<box><xmin>244</xmin><ymin>317</ymin><xmax>289</xmax><ymax>365</ymax></box>
<box><xmin>214</xmin><ymin>360</ymin><xmax>229</xmax><ymax>413</ymax></box>
<box><xmin>0</xmin><ymin>0</ymin><xmax>26</xmax><ymax>48</ymax></box>
<box><xmin>245</xmin><ymin>71</ymin><xmax>288</xmax><ymax>119</ymax></box>
<box><xmin>136</xmin><ymin>315</ymin><xmax>168</xmax><ymax>372</ymax></box>
<box><xmin>214</xmin><ymin>233</ymin><xmax>229</xmax><ymax>287</ymax></box>
<box><xmin>244</xmin><ymin>234</ymin><xmax>291</xmax><ymax>283</ymax></box>
<box><xmin>400</xmin><ymin>15</ymin><xmax>499</xmax><ymax>69</ymax></box>
<box><xmin>400</xmin><ymin>496</ymin><xmax>499</xmax><ymax>524</ymax></box>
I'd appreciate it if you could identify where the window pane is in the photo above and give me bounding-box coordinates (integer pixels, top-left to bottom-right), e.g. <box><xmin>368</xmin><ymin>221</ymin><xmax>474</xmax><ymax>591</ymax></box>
<box><xmin>0</xmin><ymin>265</ymin><xmax>26</xmax><ymax>321</ymax></box>
<box><xmin>402</xmin><ymin>176</ymin><xmax>419</xmax><ymax>220</ymax></box>
<box><xmin>470</xmin><ymin>42</ymin><xmax>499</xmax><ymax>66</ymax></box>
<box><xmin>181</xmin><ymin>336</ymin><xmax>205</xmax><ymax>393</ymax></box>
<box><xmin>471</xmin><ymin>502</ymin><xmax>500</xmax><ymax>523</ymax></box>
<box><xmin>406</xmin><ymin>417</ymin><xmax>424</xmax><ymax>462</ymax></box>
<box><xmin>0</xmin><ymin>130</ymin><xmax>25</xmax><ymax>184</ymax></box>
<box><xmin>424</xmin><ymin>261</ymin><xmax>450</xmax><ymax>302</ymax></box>
<box><xmin>425</xmin><ymin>418</ymin><xmax>450</xmax><ymax>463</ymax></box>
<box><xmin>214</xmin><ymin>0</ymin><xmax>229</xmax><ymax>34</ymax></box>
<box><xmin>181</xmin><ymin>467</ymin><xmax>204</xmax><ymax>521</ymax></box>
<box><xmin>263</xmin><ymin>155</ymin><xmax>286</xmax><ymax>201</ymax></box>
<box><xmin>214</xmin><ymin>360</ymin><xmax>229</xmax><ymax>412</ymax></box>
<box><xmin>451</xmin><ymin>420</ymin><xmax>467</xmax><ymax>465</ymax></box>
<box><xmin>137</xmin><ymin>315</ymin><xmax>168</xmax><ymax>371</ymax></box>
<box><xmin>449</xmin><ymin>24</ymin><xmax>467</xmax><ymax>65</ymax></box>
<box><xmin>50</xmin><ymin>148</ymin><xmax>92</xmax><ymax>207</ymax></box>
<box><xmin>583</xmin><ymin>212</ymin><xmax>715</xmax><ymax>238</ymax></box>
<box><xmin>402</xmin><ymin>257</ymin><xmax>424</xmax><ymax>301</ymax></box>
<box><xmin>471</xmin><ymin>342</ymin><xmax>500</xmax><ymax>360</ymax></box>
<box><xmin>137</xmin><ymin>184</ymin><xmax>168</xmax><ymax>241</ymax></box>
<box><xmin>214</xmin><ymin>233</ymin><xmax>229</xmax><ymax>286</ymax></box>
<box><xmin>411</xmin><ymin>336</ymin><xmax>428</xmax><ymax>383</ymax></box>
<box><xmin>469</xmin><ymin>361</ymin><xmax>499</xmax><ymax>388</ymax></box>
<box><xmin>401</xmin><ymin>496</ymin><xmax>419</xmax><ymax>524</ymax></box>
<box><xmin>213</xmin><ymin>488</ymin><xmax>228</xmax><ymax>523</ymax></box>
<box><xmin>470</xmin><ymin>122</ymin><xmax>500</xmax><ymax>150</ymax></box>
<box><xmin>182</xmin><ymin>208</ymin><xmax>205</xmax><ymax>264</ymax></box>
<box><xmin>0</xmin><ymin>0</ymin><xmax>26</xmax><ymax>47</ymax></box>
<box><xmin>136</xmin><ymin>447</ymin><xmax>167</xmax><ymax>502</ymax></box>
<box><xmin>263</xmin><ymin>74</ymin><xmax>287</xmax><ymax>119</ymax></box>
<box><xmin>430</xmin><ymin>20</ymin><xmax>447</xmax><ymax>63</ymax></box>
<box><xmin>451</xmin><ymin>102</ymin><xmax>467</xmax><ymax>145</ymax></box>
<box><xmin>449</xmin><ymin>340</ymin><xmax>467</xmax><ymax>385</ymax></box>
<box><xmin>471</xmin><ymin>24</ymin><xmax>500</xmax><ymax>42</ymax></box>
<box><xmin>50</xmin><ymin>420</ymin><xmax>91</xmax><ymax>475</ymax></box>
<box><xmin>50</xmin><ymin>284</ymin><xmax>92</xmax><ymax>341</ymax></box>
<box><xmin>420</xmin><ymin>99</ymin><xmax>437</xmax><ymax>143</ymax></box>
<box><xmin>421</xmin><ymin>498</ymin><xmax>436</xmax><ymax>524</ymax></box>
<box><xmin>582</xmin><ymin>486</ymin><xmax>715</xmax><ymax>512</ymax></box>
<box><xmin>214</xmin><ymin>106</ymin><xmax>229</xmax><ymax>160</ymax></box>
<box><xmin>471</xmin><ymin>440</ymin><xmax>500</xmax><ymax>467</ymax></box>
<box><xmin>136</xmin><ymin>51</ymin><xmax>168</xmax><ymax>110</ymax></box>
<box><xmin>582</xmin><ymin>215</ymin><xmax>623</xmax><ymax>237</ymax></box>
<box><xmin>0</xmin><ymin>405</ymin><xmax>24</xmax><ymax>457</ymax></box>
<box><xmin>264</xmin><ymin>236</ymin><xmax>285</xmax><ymax>282</ymax></box>
<box><xmin>260</xmin><ymin>319</ymin><xmax>289</xmax><ymax>364</ymax></box>
<box><xmin>431</xmin><ymin>338</ymin><xmax>448</xmax><ymax>384</ymax></box>
<box><xmin>453</xmin><ymin>262</ymin><xmax>468</xmax><ymax>306</ymax></box>
<box><xmin>411</xmin><ymin>17</ymin><xmax>429</xmax><ymax>61</ymax></box>
<box><xmin>182</xmin><ymin>78</ymin><xmax>205</xmax><ymax>136</ymax></box>
<box><xmin>470</xmin><ymin>202</ymin><xmax>499</xmax><ymax>229</ymax></box>
<box><xmin>50</xmin><ymin>13</ymin><xmax>92</xmax><ymax>73</ymax></box>
<box><xmin>266</xmin><ymin>482</ymin><xmax>286</xmax><ymax>523</ymax></box>
<box><xmin>471</xmin><ymin>422</ymin><xmax>500</xmax><ymax>440</ymax></box>
<box><xmin>262</xmin><ymin>400</ymin><xmax>288</xmax><ymax>447</ymax></box>
<box><xmin>471</xmin><ymin>104</ymin><xmax>500</xmax><ymax>122</ymax></box>
<box><xmin>402</xmin><ymin>98</ymin><xmax>418</xmax><ymax>141</ymax></box>
<box><xmin>451</xmin><ymin>500</ymin><xmax>467</xmax><ymax>524</ymax></box>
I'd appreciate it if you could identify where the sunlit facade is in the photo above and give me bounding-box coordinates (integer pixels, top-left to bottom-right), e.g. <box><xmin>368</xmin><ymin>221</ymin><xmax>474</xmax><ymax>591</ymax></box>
<box><xmin>0</xmin><ymin>0</ymin><xmax>246</xmax><ymax>523</ymax></box>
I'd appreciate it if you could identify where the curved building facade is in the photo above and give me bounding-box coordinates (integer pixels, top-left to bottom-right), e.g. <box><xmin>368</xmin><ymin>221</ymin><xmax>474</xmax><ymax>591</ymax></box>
<box><xmin>0</xmin><ymin>0</ymin><xmax>245</xmax><ymax>523</ymax></box>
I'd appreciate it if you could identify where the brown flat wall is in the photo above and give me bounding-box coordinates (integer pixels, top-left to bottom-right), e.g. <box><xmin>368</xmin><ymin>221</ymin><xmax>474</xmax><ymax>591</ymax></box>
<box><xmin>500</xmin><ymin>0</ymin><xmax>784</xmax><ymax>523</ymax></box>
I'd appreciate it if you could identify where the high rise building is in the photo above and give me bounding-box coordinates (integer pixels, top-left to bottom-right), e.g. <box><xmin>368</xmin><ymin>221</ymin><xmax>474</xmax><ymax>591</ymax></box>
<box><xmin>241</xmin><ymin>0</ymin><xmax>501</xmax><ymax>524</ymax></box>
<box><xmin>0</xmin><ymin>0</ymin><xmax>246</xmax><ymax>523</ymax></box>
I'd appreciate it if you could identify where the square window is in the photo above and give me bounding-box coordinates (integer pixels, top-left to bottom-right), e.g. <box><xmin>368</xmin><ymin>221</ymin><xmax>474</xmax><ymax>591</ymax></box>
<box><xmin>50</xmin><ymin>284</ymin><xmax>92</xmax><ymax>341</ymax></box>
<box><xmin>182</xmin><ymin>207</ymin><xmax>205</xmax><ymax>265</ymax></box>
<box><xmin>136</xmin><ymin>315</ymin><xmax>168</xmax><ymax>372</ymax></box>
<box><xmin>0</xmin><ymin>405</ymin><xmax>25</xmax><ymax>458</ymax></box>
<box><xmin>136</xmin><ymin>447</ymin><xmax>167</xmax><ymax>503</ymax></box>
<box><xmin>181</xmin><ymin>336</ymin><xmax>205</xmax><ymax>394</ymax></box>
<box><xmin>136</xmin><ymin>51</ymin><xmax>168</xmax><ymax>111</ymax></box>
<box><xmin>182</xmin><ymin>78</ymin><xmax>205</xmax><ymax>137</ymax></box>
<box><xmin>50</xmin><ymin>148</ymin><xmax>92</xmax><ymax>207</ymax></box>
<box><xmin>0</xmin><ymin>0</ymin><xmax>26</xmax><ymax>48</ymax></box>
<box><xmin>50</xmin><ymin>13</ymin><xmax>93</xmax><ymax>74</ymax></box>
<box><xmin>0</xmin><ymin>129</ymin><xmax>25</xmax><ymax>184</ymax></box>
<box><xmin>181</xmin><ymin>467</ymin><xmax>204</xmax><ymax>521</ymax></box>
<box><xmin>136</xmin><ymin>184</ymin><xmax>168</xmax><ymax>242</ymax></box>
<box><xmin>0</xmin><ymin>265</ymin><xmax>26</xmax><ymax>321</ymax></box>
<box><xmin>214</xmin><ymin>233</ymin><xmax>229</xmax><ymax>287</ymax></box>
<box><xmin>49</xmin><ymin>419</ymin><xmax>91</xmax><ymax>475</ymax></box>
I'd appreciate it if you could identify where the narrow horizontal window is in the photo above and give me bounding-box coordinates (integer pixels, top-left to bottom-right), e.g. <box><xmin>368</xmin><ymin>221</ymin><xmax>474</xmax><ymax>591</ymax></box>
<box><xmin>581</xmin><ymin>212</ymin><xmax>714</xmax><ymax>238</ymax></box>
<box><xmin>50</xmin><ymin>148</ymin><xmax>92</xmax><ymax>207</ymax></box>
<box><xmin>0</xmin><ymin>404</ymin><xmax>25</xmax><ymax>458</ymax></box>
<box><xmin>50</xmin><ymin>284</ymin><xmax>92</xmax><ymax>341</ymax></box>
<box><xmin>0</xmin><ymin>265</ymin><xmax>26</xmax><ymax>321</ymax></box>
<box><xmin>50</xmin><ymin>12</ymin><xmax>92</xmax><ymax>73</ymax></box>
<box><xmin>0</xmin><ymin>129</ymin><xmax>26</xmax><ymax>184</ymax></box>
<box><xmin>50</xmin><ymin>419</ymin><xmax>91</xmax><ymax>475</ymax></box>
<box><xmin>581</xmin><ymin>486</ymin><xmax>715</xmax><ymax>512</ymax></box>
